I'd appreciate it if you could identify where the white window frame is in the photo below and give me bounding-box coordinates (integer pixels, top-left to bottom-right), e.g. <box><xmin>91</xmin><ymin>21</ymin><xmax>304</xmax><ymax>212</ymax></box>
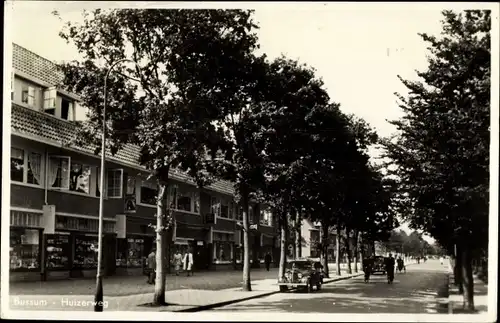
<box><xmin>49</xmin><ymin>155</ymin><xmax>71</xmax><ymax>190</ymax></box>
<box><xmin>10</xmin><ymin>147</ymin><xmax>44</xmax><ymax>187</ymax></box>
<box><xmin>60</xmin><ymin>95</ymin><xmax>75</xmax><ymax>121</ymax></box>
<box><xmin>211</xmin><ymin>197</ymin><xmax>233</xmax><ymax>220</ymax></box>
<box><xmin>107</xmin><ymin>169</ymin><xmax>123</xmax><ymax>199</ymax></box>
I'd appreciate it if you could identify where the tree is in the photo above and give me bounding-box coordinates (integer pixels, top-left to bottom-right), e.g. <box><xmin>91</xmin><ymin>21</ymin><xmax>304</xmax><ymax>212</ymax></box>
<box><xmin>57</xmin><ymin>8</ymin><xmax>260</xmax><ymax>305</ymax></box>
<box><xmin>256</xmin><ymin>57</ymin><xmax>331</xmax><ymax>285</ymax></box>
<box><xmin>382</xmin><ymin>10</ymin><xmax>490</xmax><ymax>311</ymax></box>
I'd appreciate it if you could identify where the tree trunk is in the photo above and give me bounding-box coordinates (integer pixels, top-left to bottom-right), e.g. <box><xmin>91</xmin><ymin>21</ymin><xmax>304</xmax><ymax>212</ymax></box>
<box><xmin>336</xmin><ymin>225</ymin><xmax>341</xmax><ymax>276</ymax></box>
<box><xmin>345</xmin><ymin>229</ymin><xmax>352</xmax><ymax>274</ymax></box>
<box><xmin>295</xmin><ymin>210</ymin><xmax>302</xmax><ymax>258</ymax></box>
<box><xmin>321</xmin><ymin>224</ymin><xmax>330</xmax><ymax>278</ymax></box>
<box><xmin>371</xmin><ymin>241</ymin><xmax>376</xmax><ymax>256</ymax></box>
<box><xmin>278</xmin><ymin>210</ymin><xmax>288</xmax><ymax>281</ymax></box>
<box><xmin>454</xmin><ymin>245</ymin><xmax>464</xmax><ymax>294</ymax></box>
<box><xmin>242</xmin><ymin>193</ymin><xmax>251</xmax><ymax>291</ymax></box>
<box><xmin>460</xmin><ymin>245</ymin><xmax>475</xmax><ymax>311</ymax></box>
<box><xmin>153</xmin><ymin>182</ymin><xmax>168</xmax><ymax>306</ymax></box>
<box><xmin>353</xmin><ymin>230</ymin><xmax>359</xmax><ymax>273</ymax></box>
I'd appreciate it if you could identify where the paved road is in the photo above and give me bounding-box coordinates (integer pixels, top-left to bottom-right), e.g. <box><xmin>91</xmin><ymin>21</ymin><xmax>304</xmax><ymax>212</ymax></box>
<box><xmin>210</xmin><ymin>260</ymin><xmax>450</xmax><ymax>314</ymax></box>
<box><xmin>9</xmin><ymin>268</ymin><xmax>279</xmax><ymax>297</ymax></box>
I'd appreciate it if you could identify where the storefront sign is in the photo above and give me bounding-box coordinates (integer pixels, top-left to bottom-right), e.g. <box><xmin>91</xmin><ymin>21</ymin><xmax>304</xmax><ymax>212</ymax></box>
<box><xmin>197</xmin><ymin>241</ymin><xmax>204</xmax><ymax>246</ymax></box>
<box><xmin>55</xmin><ymin>215</ymin><xmax>115</xmax><ymax>233</ymax></box>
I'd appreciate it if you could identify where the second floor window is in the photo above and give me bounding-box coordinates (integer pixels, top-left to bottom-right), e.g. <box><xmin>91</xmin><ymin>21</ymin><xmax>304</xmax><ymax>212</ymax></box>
<box><xmin>107</xmin><ymin>169</ymin><xmax>123</xmax><ymax>198</ymax></box>
<box><xmin>21</xmin><ymin>85</ymin><xmax>35</xmax><ymax>106</ymax></box>
<box><xmin>69</xmin><ymin>163</ymin><xmax>91</xmax><ymax>194</ymax></box>
<box><xmin>11</xmin><ymin>148</ymin><xmax>42</xmax><ymax>185</ymax></box>
<box><xmin>175</xmin><ymin>188</ymin><xmax>200</xmax><ymax>214</ymax></box>
<box><xmin>260</xmin><ymin>207</ymin><xmax>273</xmax><ymax>226</ymax></box>
<box><xmin>48</xmin><ymin>156</ymin><xmax>71</xmax><ymax>190</ymax></box>
<box><xmin>140</xmin><ymin>180</ymin><xmax>158</xmax><ymax>205</ymax></box>
<box><xmin>211</xmin><ymin>197</ymin><xmax>233</xmax><ymax>219</ymax></box>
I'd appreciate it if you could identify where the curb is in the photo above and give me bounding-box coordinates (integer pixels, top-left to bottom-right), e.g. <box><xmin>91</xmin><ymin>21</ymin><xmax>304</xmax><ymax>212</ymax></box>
<box><xmin>173</xmin><ymin>273</ymin><xmax>364</xmax><ymax>312</ymax></box>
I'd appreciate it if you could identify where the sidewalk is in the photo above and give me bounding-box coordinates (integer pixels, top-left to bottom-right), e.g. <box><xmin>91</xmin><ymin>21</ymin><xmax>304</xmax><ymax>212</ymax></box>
<box><xmin>8</xmin><ymin>271</ymin><xmax>363</xmax><ymax>312</ymax></box>
<box><xmin>448</xmin><ymin>272</ymin><xmax>489</xmax><ymax>314</ymax></box>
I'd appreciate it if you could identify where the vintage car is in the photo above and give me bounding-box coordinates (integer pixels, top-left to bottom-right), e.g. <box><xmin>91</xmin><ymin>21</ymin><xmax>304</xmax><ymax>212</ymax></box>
<box><xmin>371</xmin><ymin>256</ymin><xmax>387</xmax><ymax>274</ymax></box>
<box><xmin>278</xmin><ymin>259</ymin><xmax>323</xmax><ymax>292</ymax></box>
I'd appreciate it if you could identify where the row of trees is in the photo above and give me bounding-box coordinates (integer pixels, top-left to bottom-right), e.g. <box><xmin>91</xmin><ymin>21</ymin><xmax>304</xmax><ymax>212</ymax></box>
<box><xmin>56</xmin><ymin>9</ymin><xmax>397</xmax><ymax>306</ymax></box>
<box><xmin>379</xmin><ymin>229</ymin><xmax>439</xmax><ymax>258</ymax></box>
<box><xmin>381</xmin><ymin>10</ymin><xmax>491</xmax><ymax>311</ymax></box>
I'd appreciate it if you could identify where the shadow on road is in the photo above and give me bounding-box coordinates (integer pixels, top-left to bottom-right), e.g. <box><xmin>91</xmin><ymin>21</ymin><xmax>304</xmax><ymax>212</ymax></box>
<box><xmin>220</xmin><ymin>269</ymin><xmax>452</xmax><ymax>314</ymax></box>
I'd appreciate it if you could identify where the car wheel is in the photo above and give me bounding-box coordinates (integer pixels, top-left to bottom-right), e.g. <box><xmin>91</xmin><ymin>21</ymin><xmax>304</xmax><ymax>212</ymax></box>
<box><xmin>279</xmin><ymin>286</ymin><xmax>288</xmax><ymax>292</ymax></box>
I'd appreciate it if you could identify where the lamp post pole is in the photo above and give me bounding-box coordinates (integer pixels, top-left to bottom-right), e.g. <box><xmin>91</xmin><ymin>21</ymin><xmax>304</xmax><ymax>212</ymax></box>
<box><xmin>95</xmin><ymin>58</ymin><xmax>141</xmax><ymax>312</ymax></box>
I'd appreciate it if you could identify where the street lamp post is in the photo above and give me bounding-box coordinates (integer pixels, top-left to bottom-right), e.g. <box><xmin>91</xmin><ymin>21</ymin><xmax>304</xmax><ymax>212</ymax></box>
<box><xmin>95</xmin><ymin>58</ymin><xmax>141</xmax><ymax>312</ymax></box>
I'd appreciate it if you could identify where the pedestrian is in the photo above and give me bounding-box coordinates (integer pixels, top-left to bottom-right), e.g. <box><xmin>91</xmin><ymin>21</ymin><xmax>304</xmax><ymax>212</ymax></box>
<box><xmin>183</xmin><ymin>248</ymin><xmax>194</xmax><ymax>277</ymax></box>
<box><xmin>385</xmin><ymin>253</ymin><xmax>395</xmax><ymax>284</ymax></box>
<box><xmin>147</xmin><ymin>247</ymin><xmax>156</xmax><ymax>284</ymax></box>
<box><xmin>173</xmin><ymin>249</ymin><xmax>183</xmax><ymax>276</ymax></box>
<box><xmin>264</xmin><ymin>252</ymin><xmax>272</xmax><ymax>271</ymax></box>
<box><xmin>439</xmin><ymin>256</ymin><xmax>444</xmax><ymax>265</ymax></box>
<box><xmin>362</xmin><ymin>257</ymin><xmax>373</xmax><ymax>283</ymax></box>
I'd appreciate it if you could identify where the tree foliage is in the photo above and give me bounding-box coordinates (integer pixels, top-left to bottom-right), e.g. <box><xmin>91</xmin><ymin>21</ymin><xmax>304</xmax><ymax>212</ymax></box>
<box><xmin>381</xmin><ymin>10</ymin><xmax>490</xmax><ymax>310</ymax></box>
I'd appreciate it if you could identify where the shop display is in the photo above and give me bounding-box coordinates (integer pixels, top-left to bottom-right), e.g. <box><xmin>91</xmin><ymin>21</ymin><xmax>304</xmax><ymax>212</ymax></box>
<box><xmin>10</xmin><ymin>228</ymin><xmax>40</xmax><ymax>271</ymax></box>
<box><xmin>45</xmin><ymin>234</ymin><xmax>71</xmax><ymax>270</ymax></box>
<box><xmin>116</xmin><ymin>239</ymin><xmax>128</xmax><ymax>267</ymax></box>
<box><xmin>126</xmin><ymin>238</ymin><xmax>144</xmax><ymax>268</ymax></box>
<box><xmin>73</xmin><ymin>236</ymin><xmax>98</xmax><ymax>269</ymax></box>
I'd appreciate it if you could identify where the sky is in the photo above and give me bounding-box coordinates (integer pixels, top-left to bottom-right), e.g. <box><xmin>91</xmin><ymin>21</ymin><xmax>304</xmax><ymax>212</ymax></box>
<box><xmin>7</xmin><ymin>1</ymin><xmax>497</xmax><ymax>244</ymax></box>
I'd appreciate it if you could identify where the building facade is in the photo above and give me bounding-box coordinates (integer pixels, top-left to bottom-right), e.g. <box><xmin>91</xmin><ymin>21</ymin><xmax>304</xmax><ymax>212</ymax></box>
<box><xmin>8</xmin><ymin>43</ymin><xmax>279</xmax><ymax>282</ymax></box>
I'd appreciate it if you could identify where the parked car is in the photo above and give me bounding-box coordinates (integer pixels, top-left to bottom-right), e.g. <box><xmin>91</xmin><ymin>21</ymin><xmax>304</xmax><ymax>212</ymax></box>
<box><xmin>371</xmin><ymin>256</ymin><xmax>387</xmax><ymax>274</ymax></box>
<box><xmin>278</xmin><ymin>259</ymin><xmax>323</xmax><ymax>292</ymax></box>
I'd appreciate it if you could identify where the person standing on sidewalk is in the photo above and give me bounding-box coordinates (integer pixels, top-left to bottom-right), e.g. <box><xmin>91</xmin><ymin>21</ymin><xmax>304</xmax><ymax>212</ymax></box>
<box><xmin>183</xmin><ymin>248</ymin><xmax>194</xmax><ymax>276</ymax></box>
<box><xmin>264</xmin><ymin>252</ymin><xmax>272</xmax><ymax>271</ymax></box>
<box><xmin>147</xmin><ymin>248</ymin><xmax>156</xmax><ymax>284</ymax></box>
<box><xmin>173</xmin><ymin>249</ymin><xmax>183</xmax><ymax>276</ymax></box>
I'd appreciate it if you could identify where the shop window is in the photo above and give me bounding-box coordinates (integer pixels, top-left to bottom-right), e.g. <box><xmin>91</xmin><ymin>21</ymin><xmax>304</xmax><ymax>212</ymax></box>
<box><xmin>116</xmin><ymin>239</ymin><xmax>128</xmax><ymax>267</ymax></box>
<box><xmin>69</xmin><ymin>162</ymin><xmax>91</xmax><ymax>194</ymax></box>
<box><xmin>48</xmin><ymin>156</ymin><xmax>71</xmax><ymax>189</ymax></box>
<box><xmin>126</xmin><ymin>238</ymin><xmax>144</xmax><ymax>268</ymax></box>
<box><xmin>45</xmin><ymin>234</ymin><xmax>71</xmax><ymax>270</ymax></box>
<box><xmin>10</xmin><ymin>228</ymin><xmax>40</xmax><ymax>271</ymax></box>
<box><xmin>140</xmin><ymin>180</ymin><xmax>158</xmax><ymax>205</ymax></box>
<box><xmin>10</xmin><ymin>148</ymin><xmax>43</xmax><ymax>185</ymax></box>
<box><xmin>73</xmin><ymin>236</ymin><xmax>98</xmax><ymax>269</ymax></box>
<box><xmin>213</xmin><ymin>232</ymin><xmax>234</xmax><ymax>262</ymax></box>
<box><xmin>107</xmin><ymin>169</ymin><xmax>123</xmax><ymax>198</ymax></box>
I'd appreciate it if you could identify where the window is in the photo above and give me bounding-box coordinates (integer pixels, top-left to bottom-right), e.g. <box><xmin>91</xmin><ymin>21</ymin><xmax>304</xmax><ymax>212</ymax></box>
<box><xmin>107</xmin><ymin>169</ymin><xmax>123</xmax><ymax>198</ymax></box>
<box><xmin>176</xmin><ymin>189</ymin><xmax>192</xmax><ymax>212</ymax></box>
<box><xmin>10</xmin><ymin>228</ymin><xmax>40</xmax><ymax>271</ymax></box>
<box><xmin>260</xmin><ymin>207</ymin><xmax>273</xmax><ymax>226</ymax></box>
<box><xmin>140</xmin><ymin>180</ymin><xmax>158</xmax><ymax>205</ymax></box>
<box><xmin>213</xmin><ymin>232</ymin><xmax>234</xmax><ymax>262</ymax></box>
<box><xmin>22</xmin><ymin>85</ymin><xmax>35</xmax><ymax>106</ymax></box>
<box><xmin>48</xmin><ymin>156</ymin><xmax>70</xmax><ymax>189</ymax></box>
<box><xmin>11</xmin><ymin>148</ymin><xmax>43</xmax><ymax>185</ymax></box>
<box><xmin>126</xmin><ymin>175</ymin><xmax>136</xmax><ymax>195</ymax></box>
<box><xmin>211</xmin><ymin>197</ymin><xmax>232</xmax><ymax>219</ymax></box>
<box><xmin>43</xmin><ymin>88</ymin><xmax>56</xmax><ymax>114</ymax></box>
<box><xmin>61</xmin><ymin>97</ymin><xmax>74</xmax><ymax>121</ymax></box>
<box><xmin>69</xmin><ymin>162</ymin><xmax>91</xmax><ymax>194</ymax></box>
<box><xmin>10</xmin><ymin>148</ymin><xmax>24</xmax><ymax>182</ymax></box>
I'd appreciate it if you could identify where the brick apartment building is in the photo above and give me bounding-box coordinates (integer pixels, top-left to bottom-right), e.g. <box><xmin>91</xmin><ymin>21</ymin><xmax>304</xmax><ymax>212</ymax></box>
<box><xmin>8</xmin><ymin>43</ymin><xmax>279</xmax><ymax>282</ymax></box>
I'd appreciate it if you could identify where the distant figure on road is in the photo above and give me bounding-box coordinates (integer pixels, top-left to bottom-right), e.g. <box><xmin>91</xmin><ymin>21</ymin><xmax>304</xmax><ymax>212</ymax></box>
<box><xmin>264</xmin><ymin>252</ymin><xmax>272</xmax><ymax>271</ymax></box>
<box><xmin>385</xmin><ymin>253</ymin><xmax>395</xmax><ymax>284</ymax></box>
<box><xmin>147</xmin><ymin>248</ymin><xmax>156</xmax><ymax>285</ymax></box>
<box><xmin>397</xmin><ymin>257</ymin><xmax>405</xmax><ymax>273</ymax></box>
<box><xmin>362</xmin><ymin>257</ymin><xmax>373</xmax><ymax>283</ymax></box>
<box><xmin>439</xmin><ymin>256</ymin><xmax>444</xmax><ymax>265</ymax></box>
<box><xmin>183</xmin><ymin>248</ymin><xmax>194</xmax><ymax>277</ymax></box>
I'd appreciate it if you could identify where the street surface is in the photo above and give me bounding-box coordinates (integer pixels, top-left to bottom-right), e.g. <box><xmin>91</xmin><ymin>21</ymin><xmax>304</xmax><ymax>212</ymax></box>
<box><xmin>210</xmin><ymin>260</ymin><xmax>450</xmax><ymax>313</ymax></box>
<box><xmin>9</xmin><ymin>268</ymin><xmax>279</xmax><ymax>297</ymax></box>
